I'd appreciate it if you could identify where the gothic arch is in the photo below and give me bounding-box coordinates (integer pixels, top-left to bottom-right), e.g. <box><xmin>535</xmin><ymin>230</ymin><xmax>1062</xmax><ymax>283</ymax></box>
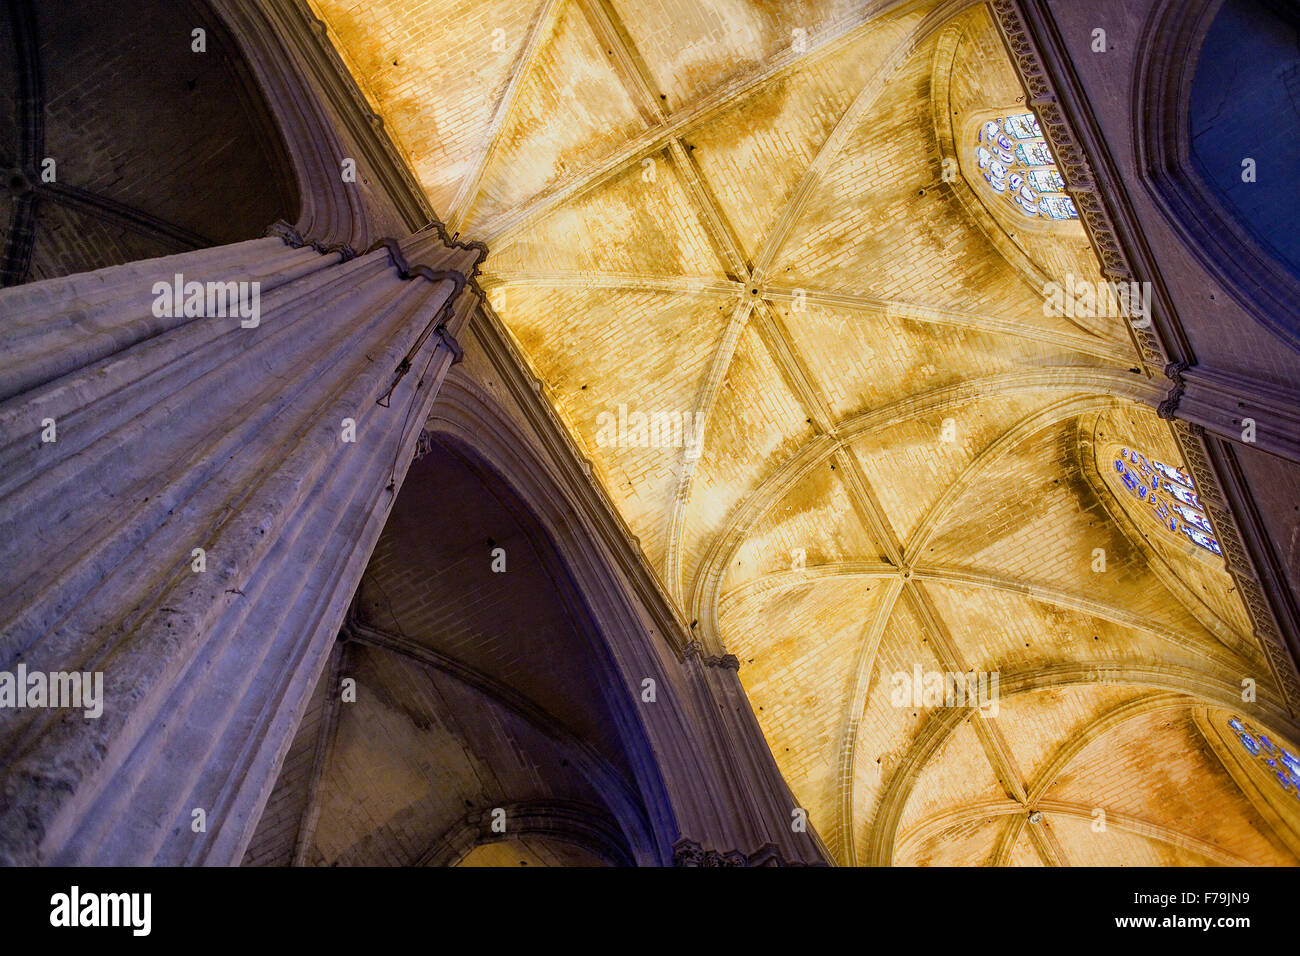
<box><xmin>1075</xmin><ymin>412</ymin><xmax>1257</xmax><ymax>660</ymax></box>
<box><xmin>0</xmin><ymin>0</ymin><xmax>300</xmax><ymax>285</ymax></box>
<box><xmin>398</xmin><ymin>381</ymin><xmax>683</xmax><ymax>865</ymax></box>
<box><xmin>338</xmin><ymin>621</ymin><xmax>657</xmax><ymax>866</ymax></box>
<box><xmin>208</xmin><ymin>0</ymin><xmax>431</xmax><ymax>247</ymax></box>
<box><xmin>1134</xmin><ymin>0</ymin><xmax>1300</xmax><ymax>351</ymax></box>
<box><xmin>421</xmin><ymin>355</ymin><xmax>829</xmax><ymax>866</ymax></box>
<box><xmin>417</xmin><ymin>801</ymin><xmax>636</xmax><ymax>867</ymax></box>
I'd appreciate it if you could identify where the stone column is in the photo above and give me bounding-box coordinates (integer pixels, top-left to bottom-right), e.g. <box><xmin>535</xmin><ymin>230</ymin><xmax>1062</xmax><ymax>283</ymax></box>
<box><xmin>0</xmin><ymin>225</ymin><xmax>483</xmax><ymax>865</ymax></box>
<box><xmin>675</xmin><ymin>642</ymin><xmax>831</xmax><ymax>865</ymax></box>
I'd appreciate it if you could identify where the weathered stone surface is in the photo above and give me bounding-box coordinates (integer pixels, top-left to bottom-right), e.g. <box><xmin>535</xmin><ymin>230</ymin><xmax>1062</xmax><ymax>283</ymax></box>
<box><xmin>0</xmin><ymin>232</ymin><xmax>479</xmax><ymax>864</ymax></box>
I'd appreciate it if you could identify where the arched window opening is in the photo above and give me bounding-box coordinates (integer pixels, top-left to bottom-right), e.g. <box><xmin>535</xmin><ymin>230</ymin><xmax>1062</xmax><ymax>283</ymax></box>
<box><xmin>973</xmin><ymin>112</ymin><xmax>1079</xmax><ymax>221</ymax></box>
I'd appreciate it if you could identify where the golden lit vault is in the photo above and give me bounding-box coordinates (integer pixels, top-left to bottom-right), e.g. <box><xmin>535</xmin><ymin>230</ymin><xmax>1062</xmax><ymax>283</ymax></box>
<box><xmin>309</xmin><ymin>0</ymin><xmax>1300</xmax><ymax>865</ymax></box>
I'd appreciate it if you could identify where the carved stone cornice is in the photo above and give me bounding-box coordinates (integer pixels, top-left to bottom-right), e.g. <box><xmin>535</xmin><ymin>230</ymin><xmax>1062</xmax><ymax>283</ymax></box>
<box><xmin>671</xmin><ymin>838</ymin><xmax>819</xmax><ymax>867</ymax></box>
<box><xmin>990</xmin><ymin>0</ymin><xmax>1300</xmax><ymax>715</ymax></box>
<box><xmin>268</xmin><ymin>219</ymin><xmax>358</xmax><ymax>260</ymax></box>
<box><xmin>269</xmin><ymin>221</ymin><xmax>476</xmax><ymax>371</ymax></box>
<box><xmin>1157</xmin><ymin>361</ymin><xmax>1189</xmax><ymax>420</ymax></box>
<box><xmin>684</xmin><ymin>639</ymin><xmax>740</xmax><ymax>671</ymax></box>
<box><xmin>672</xmin><ymin>840</ymin><xmax>747</xmax><ymax>866</ymax></box>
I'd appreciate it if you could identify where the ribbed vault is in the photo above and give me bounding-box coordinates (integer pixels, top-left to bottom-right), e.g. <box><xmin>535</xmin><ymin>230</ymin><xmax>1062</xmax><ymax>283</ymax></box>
<box><xmin>311</xmin><ymin>0</ymin><xmax>1300</xmax><ymax>865</ymax></box>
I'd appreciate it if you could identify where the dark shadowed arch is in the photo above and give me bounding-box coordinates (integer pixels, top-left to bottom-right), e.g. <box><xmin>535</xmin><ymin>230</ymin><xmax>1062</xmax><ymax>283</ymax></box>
<box><xmin>1135</xmin><ymin>0</ymin><xmax>1300</xmax><ymax>349</ymax></box>
<box><xmin>0</xmin><ymin>0</ymin><xmax>299</xmax><ymax>285</ymax></box>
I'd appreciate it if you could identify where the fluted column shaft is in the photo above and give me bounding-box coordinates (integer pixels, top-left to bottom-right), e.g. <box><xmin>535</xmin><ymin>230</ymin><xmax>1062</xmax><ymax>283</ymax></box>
<box><xmin>675</xmin><ymin>643</ymin><xmax>832</xmax><ymax>865</ymax></box>
<box><xmin>0</xmin><ymin>229</ymin><xmax>480</xmax><ymax>864</ymax></box>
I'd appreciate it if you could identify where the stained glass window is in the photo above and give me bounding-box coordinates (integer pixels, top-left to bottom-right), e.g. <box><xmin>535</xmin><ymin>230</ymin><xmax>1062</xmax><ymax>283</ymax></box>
<box><xmin>973</xmin><ymin>112</ymin><xmax>1079</xmax><ymax>221</ymax></box>
<box><xmin>1112</xmin><ymin>448</ymin><xmax>1222</xmax><ymax>556</ymax></box>
<box><xmin>1228</xmin><ymin>715</ymin><xmax>1300</xmax><ymax>801</ymax></box>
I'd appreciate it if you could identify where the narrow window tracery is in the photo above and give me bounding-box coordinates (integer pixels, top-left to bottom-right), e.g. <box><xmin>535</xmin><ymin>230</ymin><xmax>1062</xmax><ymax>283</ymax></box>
<box><xmin>1228</xmin><ymin>715</ymin><xmax>1300</xmax><ymax>801</ymax></box>
<box><xmin>1112</xmin><ymin>447</ymin><xmax>1222</xmax><ymax>556</ymax></box>
<box><xmin>973</xmin><ymin>112</ymin><xmax>1079</xmax><ymax>221</ymax></box>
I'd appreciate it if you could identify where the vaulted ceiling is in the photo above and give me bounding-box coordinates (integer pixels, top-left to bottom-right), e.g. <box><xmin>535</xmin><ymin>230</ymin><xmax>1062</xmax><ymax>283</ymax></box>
<box><xmin>310</xmin><ymin>0</ymin><xmax>1300</xmax><ymax>865</ymax></box>
<box><xmin>0</xmin><ymin>0</ymin><xmax>297</xmax><ymax>284</ymax></box>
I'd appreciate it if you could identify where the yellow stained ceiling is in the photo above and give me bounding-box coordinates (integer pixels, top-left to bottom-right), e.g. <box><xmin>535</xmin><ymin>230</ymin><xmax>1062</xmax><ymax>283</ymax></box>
<box><xmin>311</xmin><ymin>0</ymin><xmax>1300</xmax><ymax>865</ymax></box>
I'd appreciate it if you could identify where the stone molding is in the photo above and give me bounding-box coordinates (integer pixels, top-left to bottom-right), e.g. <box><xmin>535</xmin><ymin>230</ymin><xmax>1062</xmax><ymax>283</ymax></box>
<box><xmin>267</xmin><ymin>219</ymin><xmax>359</xmax><ymax>261</ymax></box>
<box><xmin>671</xmin><ymin>838</ymin><xmax>817</xmax><ymax>867</ymax></box>
<box><xmin>684</xmin><ymin>639</ymin><xmax>740</xmax><ymax>671</ymax></box>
